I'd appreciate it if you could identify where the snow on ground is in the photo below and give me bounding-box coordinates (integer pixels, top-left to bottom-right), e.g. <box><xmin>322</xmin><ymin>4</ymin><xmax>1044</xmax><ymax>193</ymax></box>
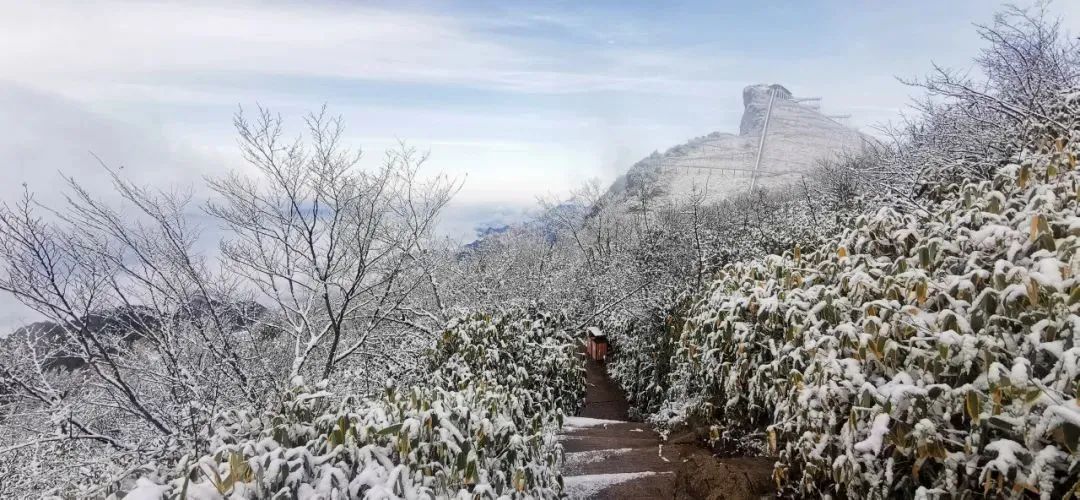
<box><xmin>562</xmin><ymin>471</ymin><xmax>671</xmax><ymax>499</ymax></box>
<box><xmin>562</xmin><ymin>416</ymin><xmax>626</xmax><ymax>428</ymax></box>
<box><xmin>563</xmin><ymin>447</ymin><xmax>634</xmax><ymax>467</ymax></box>
<box><xmin>122</xmin><ymin>479</ymin><xmax>170</xmax><ymax>500</ymax></box>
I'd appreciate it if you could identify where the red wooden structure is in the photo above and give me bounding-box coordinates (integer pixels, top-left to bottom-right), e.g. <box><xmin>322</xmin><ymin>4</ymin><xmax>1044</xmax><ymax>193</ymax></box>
<box><xmin>585</xmin><ymin>327</ymin><xmax>608</xmax><ymax>361</ymax></box>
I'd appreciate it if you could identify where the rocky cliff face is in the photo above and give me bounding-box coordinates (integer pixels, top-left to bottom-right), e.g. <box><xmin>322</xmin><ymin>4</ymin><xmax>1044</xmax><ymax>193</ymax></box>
<box><xmin>740</xmin><ymin>83</ymin><xmax>794</xmax><ymax>136</ymax></box>
<box><xmin>611</xmin><ymin>83</ymin><xmax>871</xmax><ymax>203</ymax></box>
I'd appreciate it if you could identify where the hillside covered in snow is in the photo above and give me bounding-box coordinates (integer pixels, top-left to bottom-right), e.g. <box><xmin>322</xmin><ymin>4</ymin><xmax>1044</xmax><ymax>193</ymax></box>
<box><xmin>2</xmin><ymin>4</ymin><xmax>1079</xmax><ymax>499</ymax></box>
<box><xmin>607</xmin><ymin>84</ymin><xmax>872</xmax><ymax>204</ymax></box>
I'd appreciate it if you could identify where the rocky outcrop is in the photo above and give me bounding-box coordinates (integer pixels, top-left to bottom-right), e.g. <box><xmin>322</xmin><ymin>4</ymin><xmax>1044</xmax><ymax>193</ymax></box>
<box><xmin>739</xmin><ymin>83</ymin><xmax>793</xmax><ymax>136</ymax></box>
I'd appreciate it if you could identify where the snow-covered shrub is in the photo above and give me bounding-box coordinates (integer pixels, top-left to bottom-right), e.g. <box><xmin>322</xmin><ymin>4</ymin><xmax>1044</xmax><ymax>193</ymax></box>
<box><xmin>605</xmin><ymin>304</ymin><xmax>684</xmax><ymax>422</ymax></box>
<box><xmin>634</xmin><ymin>92</ymin><xmax>1080</xmax><ymax>498</ymax></box>
<box><xmin>427</xmin><ymin>310</ymin><xmax>585</xmax><ymax>420</ymax></box>
<box><xmin>116</xmin><ymin>309</ymin><xmax>584</xmax><ymax>499</ymax></box>
<box><xmin>605</xmin><ymin>188</ymin><xmax>860</xmax><ymax>428</ymax></box>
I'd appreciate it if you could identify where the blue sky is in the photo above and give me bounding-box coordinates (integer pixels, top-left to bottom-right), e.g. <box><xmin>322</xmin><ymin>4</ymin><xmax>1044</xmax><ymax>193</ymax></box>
<box><xmin>1</xmin><ymin>0</ymin><xmax>1078</xmax><ymax>240</ymax></box>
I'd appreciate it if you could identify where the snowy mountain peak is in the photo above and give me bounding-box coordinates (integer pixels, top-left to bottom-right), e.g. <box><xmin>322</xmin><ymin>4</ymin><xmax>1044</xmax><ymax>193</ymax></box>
<box><xmin>611</xmin><ymin>83</ymin><xmax>872</xmax><ymax>203</ymax></box>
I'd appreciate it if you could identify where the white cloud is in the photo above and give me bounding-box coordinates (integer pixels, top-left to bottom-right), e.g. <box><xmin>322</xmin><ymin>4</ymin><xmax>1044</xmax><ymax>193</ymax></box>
<box><xmin>2</xmin><ymin>2</ymin><xmax>501</xmax><ymax>86</ymax></box>
<box><xmin>0</xmin><ymin>0</ymin><xmax>728</xmax><ymax>101</ymax></box>
<box><xmin>0</xmin><ymin>81</ymin><xmax>229</xmax><ymax>331</ymax></box>
<box><xmin>0</xmin><ymin>82</ymin><xmax>217</xmax><ymax>201</ymax></box>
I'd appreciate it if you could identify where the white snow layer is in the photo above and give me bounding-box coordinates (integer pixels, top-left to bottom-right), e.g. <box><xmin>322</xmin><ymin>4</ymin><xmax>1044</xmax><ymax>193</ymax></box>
<box><xmin>562</xmin><ymin>471</ymin><xmax>670</xmax><ymax>499</ymax></box>
<box><xmin>563</xmin><ymin>416</ymin><xmax>627</xmax><ymax>428</ymax></box>
<box><xmin>563</xmin><ymin>447</ymin><xmax>634</xmax><ymax>467</ymax></box>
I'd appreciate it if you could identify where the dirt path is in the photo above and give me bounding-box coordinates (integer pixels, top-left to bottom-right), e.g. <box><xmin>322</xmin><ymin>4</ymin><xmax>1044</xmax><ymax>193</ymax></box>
<box><xmin>558</xmin><ymin>359</ymin><xmax>774</xmax><ymax>500</ymax></box>
<box><xmin>559</xmin><ymin>358</ymin><xmax>680</xmax><ymax>499</ymax></box>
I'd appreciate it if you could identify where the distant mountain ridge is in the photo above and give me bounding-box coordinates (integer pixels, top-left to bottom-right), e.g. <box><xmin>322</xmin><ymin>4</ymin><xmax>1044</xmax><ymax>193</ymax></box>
<box><xmin>4</xmin><ymin>299</ymin><xmax>266</xmax><ymax>370</ymax></box>
<box><xmin>609</xmin><ymin>83</ymin><xmax>873</xmax><ymax>203</ymax></box>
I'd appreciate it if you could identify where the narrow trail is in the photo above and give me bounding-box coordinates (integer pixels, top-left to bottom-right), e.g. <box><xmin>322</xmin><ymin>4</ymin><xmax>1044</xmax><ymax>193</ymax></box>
<box><xmin>558</xmin><ymin>359</ymin><xmax>685</xmax><ymax>499</ymax></box>
<box><xmin>558</xmin><ymin>359</ymin><xmax>775</xmax><ymax>499</ymax></box>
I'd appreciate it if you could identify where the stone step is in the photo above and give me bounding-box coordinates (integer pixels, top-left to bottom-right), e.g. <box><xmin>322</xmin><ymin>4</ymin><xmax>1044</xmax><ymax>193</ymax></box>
<box><xmin>561</xmin><ymin>417</ymin><xmax>655</xmax><ymax>437</ymax></box>
<box><xmin>562</xmin><ymin>445</ymin><xmax>688</xmax><ymax>476</ymax></box>
<box><xmin>563</xmin><ymin>471</ymin><xmax>675</xmax><ymax>500</ymax></box>
<box><xmin>559</xmin><ymin>434</ymin><xmax>662</xmax><ymax>452</ymax></box>
<box><xmin>562</xmin><ymin>359</ymin><xmax>679</xmax><ymax>499</ymax></box>
<box><xmin>562</xmin><ymin>423</ymin><xmax>655</xmax><ymax>437</ymax></box>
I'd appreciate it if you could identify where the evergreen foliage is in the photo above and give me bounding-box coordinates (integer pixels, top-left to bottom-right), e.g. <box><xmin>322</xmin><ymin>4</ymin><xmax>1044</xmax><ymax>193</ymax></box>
<box><xmin>609</xmin><ymin>91</ymin><xmax>1080</xmax><ymax>498</ymax></box>
<box><xmin>117</xmin><ymin>309</ymin><xmax>584</xmax><ymax>499</ymax></box>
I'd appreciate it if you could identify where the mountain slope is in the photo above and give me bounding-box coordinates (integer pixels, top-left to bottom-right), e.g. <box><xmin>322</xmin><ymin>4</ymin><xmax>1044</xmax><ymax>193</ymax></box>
<box><xmin>610</xmin><ymin>84</ymin><xmax>873</xmax><ymax>203</ymax></box>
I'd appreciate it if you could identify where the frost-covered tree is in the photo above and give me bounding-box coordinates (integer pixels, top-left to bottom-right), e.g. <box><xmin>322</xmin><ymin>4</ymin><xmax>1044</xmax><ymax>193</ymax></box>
<box><xmin>207</xmin><ymin>108</ymin><xmax>458</xmax><ymax>383</ymax></box>
<box><xmin>868</xmin><ymin>2</ymin><xmax>1080</xmax><ymax>207</ymax></box>
<box><xmin>0</xmin><ymin>108</ymin><xmax>458</xmax><ymax>496</ymax></box>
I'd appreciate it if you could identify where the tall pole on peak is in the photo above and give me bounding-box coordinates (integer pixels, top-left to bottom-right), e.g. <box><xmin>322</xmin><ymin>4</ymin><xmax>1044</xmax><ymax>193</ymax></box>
<box><xmin>750</xmin><ymin>87</ymin><xmax>778</xmax><ymax>193</ymax></box>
